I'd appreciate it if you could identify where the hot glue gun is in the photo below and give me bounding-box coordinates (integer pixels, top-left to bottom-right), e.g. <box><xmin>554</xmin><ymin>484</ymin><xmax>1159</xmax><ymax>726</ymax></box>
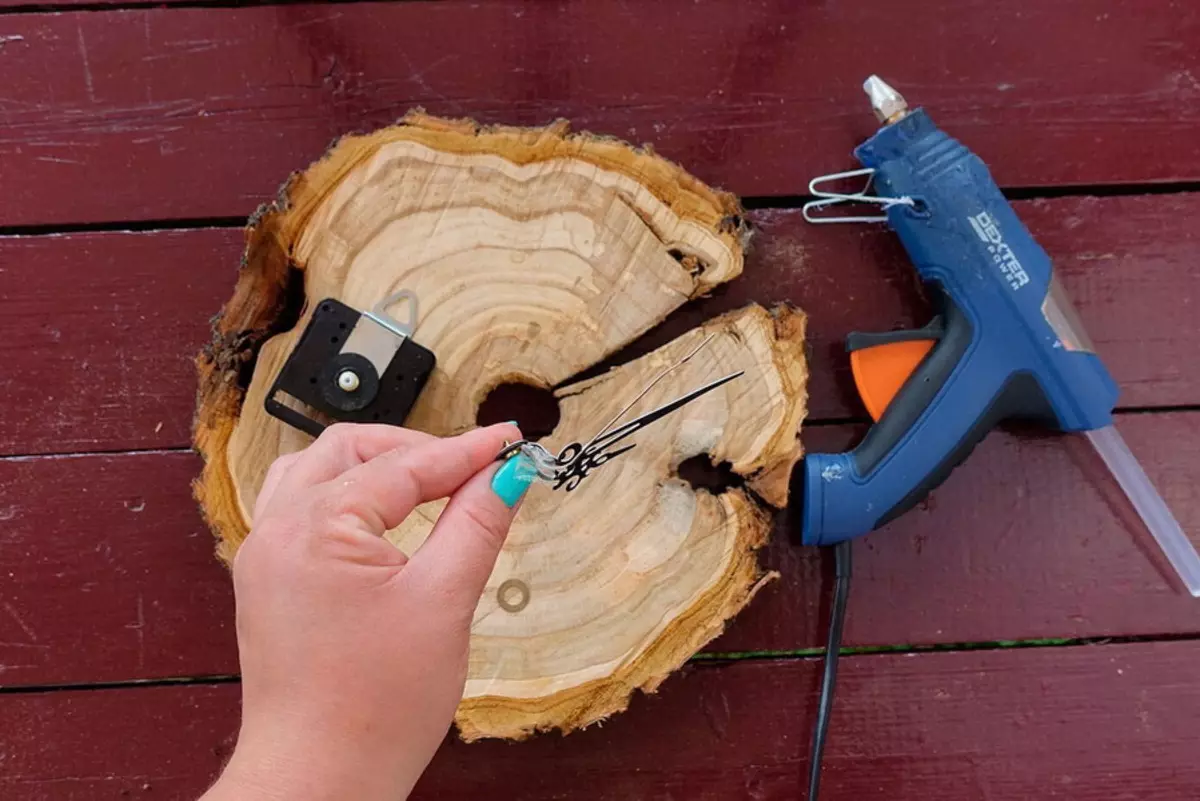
<box><xmin>799</xmin><ymin>75</ymin><xmax>1200</xmax><ymax>594</ymax></box>
<box><xmin>794</xmin><ymin>75</ymin><xmax>1200</xmax><ymax>801</ymax></box>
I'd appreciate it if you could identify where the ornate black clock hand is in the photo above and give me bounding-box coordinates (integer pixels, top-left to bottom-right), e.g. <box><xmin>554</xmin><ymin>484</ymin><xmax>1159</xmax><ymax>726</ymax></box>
<box><xmin>548</xmin><ymin>369</ymin><xmax>744</xmax><ymax>490</ymax></box>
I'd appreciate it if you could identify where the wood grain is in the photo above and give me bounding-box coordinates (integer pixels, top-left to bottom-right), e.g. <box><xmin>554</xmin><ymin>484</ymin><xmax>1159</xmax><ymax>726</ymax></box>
<box><xmin>0</xmin><ymin>1</ymin><xmax>1197</xmax><ymax>226</ymax></box>
<box><xmin>3</xmin><ymin>194</ymin><xmax>1197</xmax><ymax>457</ymax></box>
<box><xmin>190</xmin><ymin>113</ymin><xmax>808</xmax><ymax>739</ymax></box>
<box><xmin>4</xmin><ymin>412</ymin><xmax>1198</xmax><ymax>689</ymax></box>
<box><xmin>3</xmin><ymin>641</ymin><xmax>1198</xmax><ymax>800</ymax></box>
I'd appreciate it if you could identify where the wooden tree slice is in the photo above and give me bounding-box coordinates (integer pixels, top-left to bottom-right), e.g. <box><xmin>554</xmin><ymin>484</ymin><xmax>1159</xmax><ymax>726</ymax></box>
<box><xmin>193</xmin><ymin>112</ymin><xmax>809</xmax><ymax>740</ymax></box>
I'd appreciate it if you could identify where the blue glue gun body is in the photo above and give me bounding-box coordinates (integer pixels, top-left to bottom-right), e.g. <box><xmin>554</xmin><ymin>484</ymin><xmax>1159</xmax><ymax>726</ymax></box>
<box><xmin>801</xmin><ymin>107</ymin><xmax>1120</xmax><ymax>546</ymax></box>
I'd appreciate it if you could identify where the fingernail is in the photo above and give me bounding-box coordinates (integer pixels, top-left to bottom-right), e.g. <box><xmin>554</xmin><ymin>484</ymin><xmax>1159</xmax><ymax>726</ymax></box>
<box><xmin>491</xmin><ymin>454</ymin><xmax>535</xmax><ymax>508</ymax></box>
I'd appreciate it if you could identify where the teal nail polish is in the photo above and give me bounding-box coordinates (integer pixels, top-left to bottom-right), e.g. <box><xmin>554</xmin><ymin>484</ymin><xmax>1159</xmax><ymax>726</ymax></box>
<box><xmin>491</xmin><ymin>454</ymin><xmax>535</xmax><ymax>508</ymax></box>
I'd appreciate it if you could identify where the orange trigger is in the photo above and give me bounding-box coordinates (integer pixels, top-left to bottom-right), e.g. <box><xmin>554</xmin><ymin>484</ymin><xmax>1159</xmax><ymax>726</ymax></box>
<box><xmin>850</xmin><ymin>340</ymin><xmax>937</xmax><ymax>422</ymax></box>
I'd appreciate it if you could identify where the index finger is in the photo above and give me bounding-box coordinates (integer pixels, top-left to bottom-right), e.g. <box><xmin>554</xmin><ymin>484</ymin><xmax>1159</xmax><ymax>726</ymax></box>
<box><xmin>309</xmin><ymin>422</ymin><xmax>521</xmax><ymax>534</ymax></box>
<box><xmin>269</xmin><ymin>422</ymin><xmax>438</xmax><ymax>505</ymax></box>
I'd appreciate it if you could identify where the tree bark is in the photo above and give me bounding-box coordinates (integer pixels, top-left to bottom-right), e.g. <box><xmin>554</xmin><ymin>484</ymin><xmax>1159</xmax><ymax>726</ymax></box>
<box><xmin>193</xmin><ymin>111</ymin><xmax>808</xmax><ymax>740</ymax></box>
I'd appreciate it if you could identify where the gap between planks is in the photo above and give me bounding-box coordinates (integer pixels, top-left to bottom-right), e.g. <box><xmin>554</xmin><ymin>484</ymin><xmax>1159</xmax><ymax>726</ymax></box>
<box><xmin>0</xmin><ymin>0</ymin><xmax>435</xmax><ymax>17</ymax></box>
<box><xmin>3</xmin><ymin>403</ymin><xmax>1197</xmax><ymax>464</ymax></box>
<box><xmin>4</xmin><ymin>181</ymin><xmax>1200</xmax><ymax>238</ymax></box>
<box><xmin>5</xmin><ymin>633</ymin><xmax>1200</xmax><ymax>697</ymax></box>
<box><xmin>740</xmin><ymin>179</ymin><xmax>1200</xmax><ymax>210</ymax></box>
<box><xmin>0</xmin><ymin>446</ymin><xmax>191</xmax><ymax>462</ymax></box>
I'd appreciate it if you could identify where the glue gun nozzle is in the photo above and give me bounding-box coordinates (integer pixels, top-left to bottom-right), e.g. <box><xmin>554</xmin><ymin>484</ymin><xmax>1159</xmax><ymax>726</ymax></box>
<box><xmin>863</xmin><ymin>75</ymin><xmax>909</xmax><ymax>124</ymax></box>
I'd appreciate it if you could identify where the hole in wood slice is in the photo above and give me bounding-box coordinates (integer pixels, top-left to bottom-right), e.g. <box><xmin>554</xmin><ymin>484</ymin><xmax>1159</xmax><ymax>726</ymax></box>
<box><xmin>677</xmin><ymin>455</ymin><xmax>745</xmax><ymax>496</ymax></box>
<box><xmin>476</xmin><ymin>382</ymin><xmax>562</xmax><ymax>441</ymax></box>
<box><xmin>667</xmin><ymin>246</ymin><xmax>709</xmax><ymax>278</ymax></box>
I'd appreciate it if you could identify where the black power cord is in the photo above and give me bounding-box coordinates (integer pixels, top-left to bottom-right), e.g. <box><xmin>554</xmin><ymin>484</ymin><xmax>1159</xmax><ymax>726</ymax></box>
<box><xmin>807</xmin><ymin>539</ymin><xmax>853</xmax><ymax>800</ymax></box>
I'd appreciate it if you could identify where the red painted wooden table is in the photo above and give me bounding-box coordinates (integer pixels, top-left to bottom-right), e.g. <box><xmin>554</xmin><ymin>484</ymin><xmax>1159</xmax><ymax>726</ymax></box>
<box><xmin>2</xmin><ymin>2</ymin><xmax>1199</xmax><ymax>799</ymax></box>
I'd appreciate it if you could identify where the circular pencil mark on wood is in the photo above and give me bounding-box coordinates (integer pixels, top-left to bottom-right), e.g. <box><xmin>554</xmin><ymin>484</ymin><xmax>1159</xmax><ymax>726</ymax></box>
<box><xmin>192</xmin><ymin>112</ymin><xmax>809</xmax><ymax>742</ymax></box>
<box><xmin>497</xmin><ymin>579</ymin><xmax>531</xmax><ymax>613</ymax></box>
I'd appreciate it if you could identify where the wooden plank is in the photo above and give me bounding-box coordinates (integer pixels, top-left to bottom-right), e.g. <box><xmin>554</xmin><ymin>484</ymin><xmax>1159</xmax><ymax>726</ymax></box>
<box><xmin>625</xmin><ymin>192</ymin><xmax>1200</xmax><ymax>425</ymax></box>
<box><xmin>0</xmin><ymin>229</ymin><xmax>241</xmax><ymax>457</ymax></box>
<box><xmin>3</xmin><ymin>641</ymin><xmax>1198</xmax><ymax>800</ymax></box>
<box><xmin>0</xmin><ymin>450</ymin><xmax>237</xmax><ymax>687</ymax></box>
<box><xmin>0</xmin><ymin>1</ymin><xmax>1197</xmax><ymax>226</ymax></box>
<box><xmin>4</xmin><ymin>413</ymin><xmax>1199</xmax><ymax>688</ymax></box>
<box><xmin>714</xmin><ymin>411</ymin><xmax>1200</xmax><ymax>653</ymax></box>
<box><xmin>0</xmin><ymin>682</ymin><xmax>236</xmax><ymax>801</ymax></box>
<box><xmin>3</xmin><ymin>193</ymin><xmax>1197</xmax><ymax>457</ymax></box>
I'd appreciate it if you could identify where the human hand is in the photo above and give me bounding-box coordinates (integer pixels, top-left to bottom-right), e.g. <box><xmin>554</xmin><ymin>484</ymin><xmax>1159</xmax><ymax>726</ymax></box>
<box><xmin>202</xmin><ymin>422</ymin><xmax>534</xmax><ymax>801</ymax></box>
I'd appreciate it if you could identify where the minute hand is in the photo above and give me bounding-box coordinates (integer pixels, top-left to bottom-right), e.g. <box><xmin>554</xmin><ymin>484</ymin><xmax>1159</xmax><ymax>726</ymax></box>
<box><xmin>556</xmin><ymin>370</ymin><xmax>745</xmax><ymax>487</ymax></box>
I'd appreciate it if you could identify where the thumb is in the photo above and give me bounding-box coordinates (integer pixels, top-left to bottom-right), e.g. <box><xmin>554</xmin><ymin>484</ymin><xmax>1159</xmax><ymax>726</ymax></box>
<box><xmin>404</xmin><ymin>451</ymin><xmax>536</xmax><ymax>607</ymax></box>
